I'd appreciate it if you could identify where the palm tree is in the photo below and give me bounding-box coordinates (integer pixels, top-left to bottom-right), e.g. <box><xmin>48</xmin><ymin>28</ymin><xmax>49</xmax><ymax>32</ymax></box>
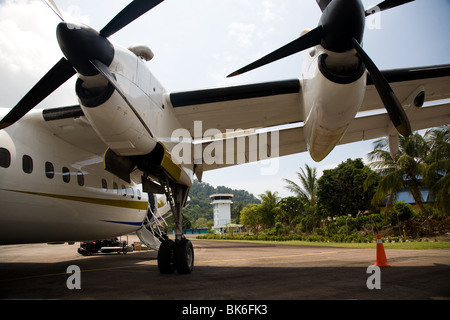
<box><xmin>365</xmin><ymin>132</ymin><xmax>429</xmax><ymax>216</ymax></box>
<box><xmin>283</xmin><ymin>164</ymin><xmax>318</xmax><ymax>205</ymax></box>
<box><xmin>258</xmin><ymin>191</ymin><xmax>280</xmax><ymax>228</ymax></box>
<box><xmin>423</xmin><ymin>126</ymin><xmax>450</xmax><ymax>215</ymax></box>
<box><xmin>259</xmin><ymin>190</ymin><xmax>280</xmax><ymax>208</ymax></box>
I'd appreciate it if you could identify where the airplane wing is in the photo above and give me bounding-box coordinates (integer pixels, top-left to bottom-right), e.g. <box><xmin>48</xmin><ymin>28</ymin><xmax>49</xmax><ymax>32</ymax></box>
<box><xmin>167</xmin><ymin>64</ymin><xmax>450</xmax><ymax>174</ymax></box>
<box><xmin>168</xmin><ymin>79</ymin><xmax>302</xmax><ymax>136</ymax></box>
<box><xmin>41</xmin><ymin>105</ymin><xmax>108</xmax><ymax>155</ymax></box>
<box><xmin>38</xmin><ymin>65</ymin><xmax>450</xmax><ymax>176</ymax></box>
<box><xmin>361</xmin><ymin>64</ymin><xmax>450</xmax><ymax>112</ymax></box>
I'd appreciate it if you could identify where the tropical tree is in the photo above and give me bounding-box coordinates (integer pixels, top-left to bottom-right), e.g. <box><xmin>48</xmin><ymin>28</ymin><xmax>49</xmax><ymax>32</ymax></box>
<box><xmin>365</xmin><ymin>132</ymin><xmax>430</xmax><ymax>217</ymax></box>
<box><xmin>258</xmin><ymin>191</ymin><xmax>281</xmax><ymax>228</ymax></box>
<box><xmin>239</xmin><ymin>191</ymin><xmax>281</xmax><ymax>233</ymax></box>
<box><xmin>317</xmin><ymin>158</ymin><xmax>376</xmax><ymax>218</ymax></box>
<box><xmin>277</xmin><ymin>196</ymin><xmax>307</xmax><ymax>226</ymax></box>
<box><xmin>240</xmin><ymin>203</ymin><xmax>264</xmax><ymax>233</ymax></box>
<box><xmin>283</xmin><ymin>164</ymin><xmax>318</xmax><ymax>205</ymax></box>
<box><xmin>423</xmin><ymin>126</ymin><xmax>450</xmax><ymax>215</ymax></box>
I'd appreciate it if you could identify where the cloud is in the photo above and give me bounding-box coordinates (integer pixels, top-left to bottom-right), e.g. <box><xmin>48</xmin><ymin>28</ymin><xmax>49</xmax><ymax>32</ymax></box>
<box><xmin>0</xmin><ymin>0</ymin><xmax>78</xmax><ymax>108</ymax></box>
<box><xmin>261</xmin><ymin>0</ymin><xmax>278</xmax><ymax>22</ymax></box>
<box><xmin>227</xmin><ymin>22</ymin><xmax>256</xmax><ymax>48</ymax></box>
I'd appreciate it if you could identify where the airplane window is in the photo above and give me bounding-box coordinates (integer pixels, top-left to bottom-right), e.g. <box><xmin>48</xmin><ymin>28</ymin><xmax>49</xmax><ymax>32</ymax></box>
<box><xmin>137</xmin><ymin>189</ymin><xmax>141</xmax><ymax>200</ymax></box>
<box><xmin>102</xmin><ymin>179</ymin><xmax>108</xmax><ymax>192</ymax></box>
<box><xmin>113</xmin><ymin>182</ymin><xmax>118</xmax><ymax>194</ymax></box>
<box><xmin>122</xmin><ymin>185</ymin><xmax>127</xmax><ymax>197</ymax></box>
<box><xmin>77</xmin><ymin>171</ymin><xmax>84</xmax><ymax>186</ymax></box>
<box><xmin>22</xmin><ymin>155</ymin><xmax>33</xmax><ymax>174</ymax></box>
<box><xmin>45</xmin><ymin>162</ymin><xmax>54</xmax><ymax>179</ymax></box>
<box><xmin>62</xmin><ymin>167</ymin><xmax>70</xmax><ymax>183</ymax></box>
<box><xmin>129</xmin><ymin>187</ymin><xmax>134</xmax><ymax>199</ymax></box>
<box><xmin>0</xmin><ymin>148</ymin><xmax>11</xmax><ymax>168</ymax></box>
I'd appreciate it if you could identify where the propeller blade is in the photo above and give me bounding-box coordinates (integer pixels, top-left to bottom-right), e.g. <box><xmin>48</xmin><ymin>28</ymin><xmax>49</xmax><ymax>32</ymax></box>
<box><xmin>366</xmin><ymin>0</ymin><xmax>415</xmax><ymax>16</ymax></box>
<box><xmin>99</xmin><ymin>0</ymin><xmax>164</xmax><ymax>38</ymax></box>
<box><xmin>228</xmin><ymin>25</ymin><xmax>323</xmax><ymax>78</ymax></box>
<box><xmin>316</xmin><ymin>0</ymin><xmax>332</xmax><ymax>12</ymax></box>
<box><xmin>0</xmin><ymin>58</ymin><xmax>76</xmax><ymax>130</ymax></box>
<box><xmin>351</xmin><ymin>38</ymin><xmax>411</xmax><ymax>136</ymax></box>
<box><xmin>43</xmin><ymin>0</ymin><xmax>64</xmax><ymax>21</ymax></box>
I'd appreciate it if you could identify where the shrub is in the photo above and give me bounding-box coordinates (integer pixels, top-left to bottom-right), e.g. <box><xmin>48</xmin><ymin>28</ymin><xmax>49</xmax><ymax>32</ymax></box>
<box><xmin>315</xmin><ymin>228</ymin><xmax>325</xmax><ymax>236</ymax></box>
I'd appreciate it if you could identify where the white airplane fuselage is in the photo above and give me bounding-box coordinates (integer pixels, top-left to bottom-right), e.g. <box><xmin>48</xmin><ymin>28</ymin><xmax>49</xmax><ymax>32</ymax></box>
<box><xmin>0</xmin><ymin>110</ymin><xmax>148</xmax><ymax>244</ymax></box>
<box><xmin>0</xmin><ymin>36</ymin><xmax>367</xmax><ymax>244</ymax></box>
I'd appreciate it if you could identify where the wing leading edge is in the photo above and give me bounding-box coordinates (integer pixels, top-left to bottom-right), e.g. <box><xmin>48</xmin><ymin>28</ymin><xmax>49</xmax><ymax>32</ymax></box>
<box><xmin>168</xmin><ymin>79</ymin><xmax>303</xmax><ymax>135</ymax></box>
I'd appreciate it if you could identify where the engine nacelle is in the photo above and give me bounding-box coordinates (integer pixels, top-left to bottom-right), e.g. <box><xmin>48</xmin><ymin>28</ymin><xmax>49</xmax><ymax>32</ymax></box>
<box><xmin>76</xmin><ymin>75</ymin><xmax>157</xmax><ymax>156</ymax></box>
<box><xmin>302</xmin><ymin>49</ymin><xmax>366</xmax><ymax>161</ymax></box>
<box><xmin>75</xmin><ymin>44</ymin><xmax>159</xmax><ymax>156</ymax></box>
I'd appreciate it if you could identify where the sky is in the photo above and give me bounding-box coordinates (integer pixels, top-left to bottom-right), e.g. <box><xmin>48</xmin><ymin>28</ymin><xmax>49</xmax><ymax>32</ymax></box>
<box><xmin>0</xmin><ymin>0</ymin><xmax>449</xmax><ymax>198</ymax></box>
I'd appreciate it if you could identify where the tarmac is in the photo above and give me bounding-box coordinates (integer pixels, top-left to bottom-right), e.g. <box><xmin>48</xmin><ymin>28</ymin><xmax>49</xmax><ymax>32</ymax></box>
<box><xmin>0</xmin><ymin>236</ymin><xmax>449</xmax><ymax>301</ymax></box>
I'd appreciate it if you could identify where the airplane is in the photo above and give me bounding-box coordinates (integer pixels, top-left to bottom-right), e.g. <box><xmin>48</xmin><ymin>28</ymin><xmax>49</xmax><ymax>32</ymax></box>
<box><xmin>0</xmin><ymin>0</ymin><xmax>449</xmax><ymax>275</ymax></box>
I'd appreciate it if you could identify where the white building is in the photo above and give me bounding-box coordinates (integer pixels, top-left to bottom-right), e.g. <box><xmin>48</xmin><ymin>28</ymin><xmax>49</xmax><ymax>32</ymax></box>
<box><xmin>210</xmin><ymin>194</ymin><xmax>233</xmax><ymax>232</ymax></box>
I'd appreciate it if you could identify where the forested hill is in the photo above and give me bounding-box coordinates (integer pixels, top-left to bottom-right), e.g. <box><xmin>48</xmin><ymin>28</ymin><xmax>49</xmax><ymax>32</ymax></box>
<box><xmin>184</xmin><ymin>180</ymin><xmax>261</xmax><ymax>227</ymax></box>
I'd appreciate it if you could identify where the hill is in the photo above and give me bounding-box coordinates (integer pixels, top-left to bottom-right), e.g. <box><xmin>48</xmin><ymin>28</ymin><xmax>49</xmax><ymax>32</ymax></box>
<box><xmin>184</xmin><ymin>180</ymin><xmax>261</xmax><ymax>228</ymax></box>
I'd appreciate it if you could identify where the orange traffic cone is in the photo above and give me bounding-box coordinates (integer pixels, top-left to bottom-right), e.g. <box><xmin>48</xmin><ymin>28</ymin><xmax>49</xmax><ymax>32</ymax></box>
<box><xmin>375</xmin><ymin>234</ymin><xmax>391</xmax><ymax>267</ymax></box>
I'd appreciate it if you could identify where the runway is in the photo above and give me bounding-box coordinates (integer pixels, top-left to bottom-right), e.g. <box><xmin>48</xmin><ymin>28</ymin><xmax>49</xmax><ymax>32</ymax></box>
<box><xmin>0</xmin><ymin>238</ymin><xmax>449</xmax><ymax>300</ymax></box>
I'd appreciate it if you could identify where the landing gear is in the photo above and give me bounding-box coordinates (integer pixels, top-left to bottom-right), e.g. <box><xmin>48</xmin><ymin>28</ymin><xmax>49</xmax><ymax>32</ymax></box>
<box><xmin>157</xmin><ymin>238</ymin><xmax>194</xmax><ymax>274</ymax></box>
<box><xmin>156</xmin><ymin>180</ymin><xmax>194</xmax><ymax>274</ymax></box>
<box><xmin>174</xmin><ymin>238</ymin><xmax>194</xmax><ymax>274</ymax></box>
<box><xmin>157</xmin><ymin>239</ymin><xmax>175</xmax><ymax>274</ymax></box>
<box><xmin>142</xmin><ymin>173</ymin><xmax>194</xmax><ymax>274</ymax></box>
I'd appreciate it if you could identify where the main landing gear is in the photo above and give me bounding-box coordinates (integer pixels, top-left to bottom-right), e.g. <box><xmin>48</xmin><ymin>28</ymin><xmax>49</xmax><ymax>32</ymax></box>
<box><xmin>158</xmin><ymin>238</ymin><xmax>194</xmax><ymax>274</ymax></box>
<box><xmin>157</xmin><ymin>180</ymin><xmax>194</xmax><ymax>274</ymax></box>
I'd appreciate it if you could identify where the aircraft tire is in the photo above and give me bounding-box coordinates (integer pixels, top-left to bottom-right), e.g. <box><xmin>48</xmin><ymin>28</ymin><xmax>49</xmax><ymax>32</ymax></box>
<box><xmin>174</xmin><ymin>239</ymin><xmax>194</xmax><ymax>274</ymax></box>
<box><xmin>157</xmin><ymin>239</ymin><xmax>175</xmax><ymax>274</ymax></box>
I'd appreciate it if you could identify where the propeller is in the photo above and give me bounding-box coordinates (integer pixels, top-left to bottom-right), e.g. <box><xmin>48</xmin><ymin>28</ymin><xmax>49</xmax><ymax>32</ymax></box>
<box><xmin>0</xmin><ymin>0</ymin><xmax>164</xmax><ymax>130</ymax></box>
<box><xmin>365</xmin><ymin>0</ymin><xmax>416</xmax><ymax>15</ymax></box>
<box><xmin>228</xmin><ymin>26</ymin><xmax>324</xmax><ymax>78</ymax></box>
<box><xmin>227</xmin><ymin>0</ymin><xmax>415</xmax><ymax>136</ymax></box>
<box><xmin>44</xmin><ymin>0</ymin><xmax>64</xmax><ymax>21</ymax></box>
<box><xmin>0</xmin><ymin>58</ymin><xmax>75</xmax><ymax>130</ymax></box>
<box><xmin>351</xmin><ymin>38</ymin><xmax>411</xmax><ymax>136</ymax></box>
<box><xmin>100</xmin><ymin>0</ymin><xmax>164</xmax><ymax>38</ymax></box>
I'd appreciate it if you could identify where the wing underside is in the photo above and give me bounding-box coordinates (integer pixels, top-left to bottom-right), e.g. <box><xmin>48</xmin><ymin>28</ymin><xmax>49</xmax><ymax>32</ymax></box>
<box><xmin>168</xmin><ymin>64</ymin><xmax>450</xmax><ymax>172</ymax></box>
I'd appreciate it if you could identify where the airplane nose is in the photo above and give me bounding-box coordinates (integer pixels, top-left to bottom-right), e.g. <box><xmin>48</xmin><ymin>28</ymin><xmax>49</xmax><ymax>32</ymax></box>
<box><xmin>56</xmin><ymin>22</ymin><xmax>114</xmax><ymax>76</ymax></box>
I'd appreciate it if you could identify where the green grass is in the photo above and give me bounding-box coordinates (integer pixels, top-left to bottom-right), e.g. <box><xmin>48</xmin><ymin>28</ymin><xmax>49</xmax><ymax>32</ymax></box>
<box><xmin>195</xmin><ymin>238</ymin><xmax>450</xmax><ymax>250</ymax></box>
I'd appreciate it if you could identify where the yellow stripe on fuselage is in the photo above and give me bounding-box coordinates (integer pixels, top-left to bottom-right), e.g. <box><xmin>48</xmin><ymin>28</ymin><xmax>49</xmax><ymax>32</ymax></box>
<box><xmin>1</xmin><ymin>189</ymin><xmax>148</xmax><ymax>211</ymax></box>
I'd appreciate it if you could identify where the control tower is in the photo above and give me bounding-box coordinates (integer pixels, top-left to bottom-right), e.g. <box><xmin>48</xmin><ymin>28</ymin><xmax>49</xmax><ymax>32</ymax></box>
<box><xmin>210</xmin><ymin>194</ymin><xmax>233</xmax><ymax>231</ymax></box>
